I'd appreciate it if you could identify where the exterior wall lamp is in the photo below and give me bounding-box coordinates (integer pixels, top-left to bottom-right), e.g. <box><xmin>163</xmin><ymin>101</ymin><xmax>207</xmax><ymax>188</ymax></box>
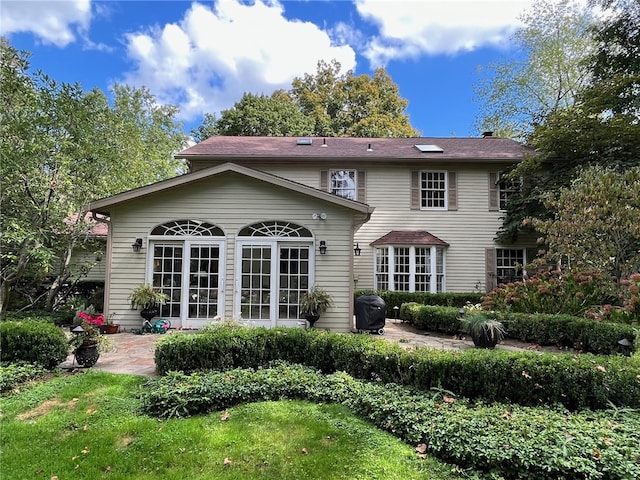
<box><xmin>319</xmin><ymin>240</ymin><xmax>327</xmax><ymax>255</ymax></box>
<box><xmin>353</xmin><ymin>243</ymin><xmax>361</xmax><ymax>256</ymax></box>
<box><xmin>132</xmin><ymin>238</ymin><xmax>143</xmax><ymax>253</ymax></box>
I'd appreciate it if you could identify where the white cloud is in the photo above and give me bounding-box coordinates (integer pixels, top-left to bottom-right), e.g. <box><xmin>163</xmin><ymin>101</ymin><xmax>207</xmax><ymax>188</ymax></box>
<box><xmin>355</xmin><ymin>0</ymin><xmax>535</xmax><ymax>64</ymax></box>
<box><xmin>0</xmin><ymin>0</ymin><xmax>92</xmax><ymax>47</ymax></box>
<box><xmin>122</xmin><ymin>0</ymin><xmax>356</xmax><ymax>123</ymax></box>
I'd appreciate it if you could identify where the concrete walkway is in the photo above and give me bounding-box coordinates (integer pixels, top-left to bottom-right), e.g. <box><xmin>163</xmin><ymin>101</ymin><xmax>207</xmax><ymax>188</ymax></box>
<box><xmin>59</xmin><ymin>320</ymin><xmax>548</xmax><ymax>376</ymax></box>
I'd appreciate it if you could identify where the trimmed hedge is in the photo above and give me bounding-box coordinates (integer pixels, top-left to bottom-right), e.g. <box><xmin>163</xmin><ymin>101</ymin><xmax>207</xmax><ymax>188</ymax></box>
<box><xmin>0</xmin><ymin>320</ymin><xmax>69</xmax><ymax>369</ymax></box>
<box><xmin>140</xmin><ymin>363</ymin><xmax>640</xmax><ymax>480</ymax></box>
<box><xmin>354</xmin><ymin>290</ymin><xmax>483</xmax><ymax>311</ymax></box>
<box><xmin>154</xmin><ymin>326</ymin><xmax>640</xmax><ymax>410</ymax></box>
<box><xmin>399</xmin><ymin>303</ymin><xmax>638</xmax><ymax>356</ymax></box>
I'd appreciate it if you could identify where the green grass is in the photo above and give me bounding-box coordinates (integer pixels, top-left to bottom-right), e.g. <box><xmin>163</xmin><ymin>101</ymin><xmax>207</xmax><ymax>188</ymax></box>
<box><xmin>0</xmin><ymin>371</ymin><xmax>463</xmax><ymax>480</ymax></box>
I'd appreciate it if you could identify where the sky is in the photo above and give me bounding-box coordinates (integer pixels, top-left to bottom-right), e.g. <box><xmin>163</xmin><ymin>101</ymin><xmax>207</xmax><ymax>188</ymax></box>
<box><xmin>0</xmin><ymin>0</ymin><xmax>545</xmax><ymax>138</ymax></box>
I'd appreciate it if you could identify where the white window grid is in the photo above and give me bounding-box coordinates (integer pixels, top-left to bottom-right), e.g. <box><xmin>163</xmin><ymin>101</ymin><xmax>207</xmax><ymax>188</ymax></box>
<box><xmin>330</xmin><ymin>170</ymin><xmax>357</xmax><ymax>200</ymax></box>
<box><xmin>420</xmin><ymin>171</ymin><xmax>447</xmax><ymax>209</ymax></box>
<box><xmin>496</xmin><ymin>248</ymin><xmax>525</xmax><ymax>284</ymax></box>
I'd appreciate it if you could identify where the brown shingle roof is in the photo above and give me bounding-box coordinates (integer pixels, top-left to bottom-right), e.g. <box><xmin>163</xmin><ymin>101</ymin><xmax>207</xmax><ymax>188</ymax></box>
<box><xmin>371</xmin><ymin>231</ymin><xmax>449</xmax><ymax>247</ymax></box>
<box><xmin>177</xmin><ymin>136</ymin><xmax>534</xmax><ymax>162</ymax></box>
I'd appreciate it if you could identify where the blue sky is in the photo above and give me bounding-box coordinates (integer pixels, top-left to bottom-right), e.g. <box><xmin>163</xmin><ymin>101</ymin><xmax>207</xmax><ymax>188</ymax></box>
<box><xmin>1</xmin><ymin>0</ymin><xmax>542</xmax><ymax>138</ymax></box>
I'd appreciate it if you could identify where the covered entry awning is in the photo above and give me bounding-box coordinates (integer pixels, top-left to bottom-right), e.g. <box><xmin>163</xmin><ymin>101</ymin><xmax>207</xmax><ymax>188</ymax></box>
<box><xmin>370</xmin><ymin>230</ymin><xmax>449</xmax><ymax>247</ymax></box>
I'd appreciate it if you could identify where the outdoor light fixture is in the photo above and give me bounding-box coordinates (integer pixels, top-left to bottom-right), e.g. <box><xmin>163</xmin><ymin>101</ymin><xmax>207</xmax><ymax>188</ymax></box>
<box><xmin>319</xmin><ymin>240</ymin><xmax>327</xmax><ymax>255</ymax></box>
<box><xmin>132</xmin><ymin>238</ymin><xmax>143</xmax><ymax>253</ymax></box>
<box><xmin>353</xmin><ymin>243</ymin><xmax>362</xmax><ymax>256</ymax></box>
<box><xmin>312</xmin><ymin>212</ymin><xmax>327</xmax><ymax>220</ymax></box>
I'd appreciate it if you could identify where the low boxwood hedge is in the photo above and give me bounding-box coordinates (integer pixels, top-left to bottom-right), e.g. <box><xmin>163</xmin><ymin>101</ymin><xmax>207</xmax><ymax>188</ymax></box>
<box><xmin>399</xmin><ymin>303</ymin><xmax>638</xmax><ymax>356</ymax></box>
<box><xmin>154</xmin><ymin>326</ymin><xmax>640</xmax><ymax>410</ymax></box>
<box><xmin>355</xmin><ymin>290</ymin><xmax>483</xmax><ymax>311</ymax></box>
<box><xmin>0</xmin><ymin>320</ymin><xmax>69</xmax><ymax>369</ymax></box>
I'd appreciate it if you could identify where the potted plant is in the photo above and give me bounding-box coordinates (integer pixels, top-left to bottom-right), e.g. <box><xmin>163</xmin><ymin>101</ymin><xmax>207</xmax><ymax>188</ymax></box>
<box><xmin>459</xmin><ymin>312</ymin><xmax>506</xmax><ymax>349</ymax></box>
<box><xmin>103</xmin><ymin>313</ymin><xmax>119</xmax><ymax>334</ymax></box>
<box><xmin>68</xmin><ymin>321</ymin><xmax>112</xmax><ymax>367</ymax></box>
<box><xmin>299</xmin><ymin>285</ymin><xmax>334</xmax><ymax>328</ymax></box>
<box><xmin>128</xmin><ymin>284</ymin><xmax>169</xmax><ymax>321</ymax></box>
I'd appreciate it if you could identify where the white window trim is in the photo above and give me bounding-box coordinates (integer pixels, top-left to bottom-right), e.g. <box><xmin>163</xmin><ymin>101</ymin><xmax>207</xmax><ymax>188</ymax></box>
<box><xmin>498</xmin><ymin>172</ymin><xmax>523</xmax><ymax>212</ymax></box>
<box><xmin>495</xmin><ymin>247</ymin><xmax>526</xmax><ymax>283</ymax></box>
<box><xmin>374</xmin><ymin>245</ymin><xmax>446</xmax><ymax>293</ymax></box>
<box><xmin>233</xmin><ymin>237</ymin><xmax>316</xmax><ymax>327</ymax></box>
<box><xmin>147</xmin><ymin>236</ymin><xmax>227</xmax><ymax>327</ymax></box>
<box><xmin>420</xmin><ymin>170</ymin><xmax>448</xmax><ymax>211</ymax></box>
<box><xmin>329</xmin><ymin>169</ymin><xmax>357</xmax><ymax>200</ymax></box>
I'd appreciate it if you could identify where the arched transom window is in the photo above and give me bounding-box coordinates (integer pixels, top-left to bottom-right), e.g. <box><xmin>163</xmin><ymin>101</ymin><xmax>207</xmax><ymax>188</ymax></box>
<box><xmin>239</xmin><ymin>221</ymin><xmax>312</xmax><ymax>238</ymax></box>
<box><xmin>151</xmin><ymin>220</ymin><xmax>224</xmax><ymax>237</ymax></box>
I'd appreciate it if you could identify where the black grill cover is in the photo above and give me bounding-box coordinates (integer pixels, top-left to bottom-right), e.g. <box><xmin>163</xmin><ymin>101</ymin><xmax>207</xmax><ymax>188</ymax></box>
<box><xmin>355</xmin><ymin>294</ymin><xmax>386</xmax><ymax>330</ymax></box>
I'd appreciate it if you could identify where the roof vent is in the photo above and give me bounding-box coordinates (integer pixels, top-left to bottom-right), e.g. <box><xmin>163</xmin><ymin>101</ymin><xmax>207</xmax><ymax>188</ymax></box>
<box><xmin>321</xmin><ymin>138</ymin><xmax>327</xmax><ymax>147</ymax></box>
<box><xmin>367</xmin><ymin>143</ymin><xmax>373</xmax><ymax>152</ymax></box>
<box><xmin>296</xmin><ymin>137</ymin><xmax>313</xmax><ymax>145</ymax></box>
<box><xmin>414</xmin><ymin>144</ymin><xmax>444</xmax><ymax>153</ymax></box>
<box><xmin>482</xmin><ymin>131</ymin><xmax>494</xmax><ymax>138</ymax></box>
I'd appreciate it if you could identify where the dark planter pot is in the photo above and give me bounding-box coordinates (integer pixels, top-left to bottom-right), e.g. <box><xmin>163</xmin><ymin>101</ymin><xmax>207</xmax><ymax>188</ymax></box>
<box><xmin>75</xmin><ymin>343</ymin><xmax>100</xmax><ymax>367</ymax></box>
<box><xmin>304</xmin><ymin>313</ymin><xmax>320</xmax><ymax>328</ymax></box>
<box><xmin>140</xmin><ymin>306</ymin><xmax>159</xmax><ymax>321</ymax></box>
<box><xmin>471</xmin><ymin>332</ymin><xmax>499</xmax><ymax>349</ymax></box>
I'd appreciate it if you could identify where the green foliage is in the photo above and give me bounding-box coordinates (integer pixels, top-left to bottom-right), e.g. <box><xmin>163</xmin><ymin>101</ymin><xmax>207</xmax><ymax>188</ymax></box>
<box><xmin>481</xmin><ymin>269</ymin><xmax>619</xmax><ymax>316</ymax></box>
<box><xmin>493</xmin><ymin>311</ymin><xmax>637</xmax><ymax>355</ymax></box>
<box><xmin>0</xmin><ymin>41</ymin><xmax>187</xmax><ymax>313</ymax></box>
<box><xmin>399</xmin><ymin>303</ymin><xmax>461</xmax><ymax>334</ymax></box>
<box><xmin>474</xmin><ymin>0</ymin><xmax>595</xmax><ymax>140</ymax></box>
<box><xmin>0</xmin><ymin>320</ymin><xmax>68</xmax><ymax>369</ymax></box>
<box><xmin>0</xmin><ymin>372</ymin><xmax>459</xmax><ymax>480</ymax></box>
<box><xmin>141</xmin><ymin>363</ymin><xmax>640</xmax><ymax>479</ymax></box>
<box><xmin>0</xmin><ymin>308</ymin><xmax>74</xmax><ymax>326</ymax></box>
<box><xmin>399</xmin><ymin>301</ymin><xmax>637</xmax><ymax>355</ymax></box>
<box><xmin>299</xmin><ymin>284</ymin><xmax>334</xmax><ymax>315</ymax></box>
<box><xmin>193</xmin><ymin>59</ymin><xmax>419</xmax><ymax>140</ymax></box>
<box><xmin>213</xmin><ymin>91</ymin><xmax>314</xmax><ymax>136</ymax></box>
<box><xmin>355</xmin><ymin>290</ymin><xmax>483</xmax><ymax>311</ymax></box>
<box><xmin>536</xmin><ymin>167</ymin><xmax>640</xmax><ymax>281</ymax></box>
<box><xmin>459</xmin><ymin>313</ymin><xmax>506</xmax><ymax>347</ymax></box>
<box><xmin>0</xmin><ymin>362</ymin><xmax>46</xmax><ymax>393</ymax></box>
<box><xmin>154</xmin><ymin>327</ymin><xmax>640</xmax><ymax>410</ymax></box>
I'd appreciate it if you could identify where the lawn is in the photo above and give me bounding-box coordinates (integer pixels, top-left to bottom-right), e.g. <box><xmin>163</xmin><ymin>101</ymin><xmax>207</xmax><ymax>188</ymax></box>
<box><xmin>0</xmin><ymin>371</ymin><xmax>464</xmax><ymax>480</ymax></box>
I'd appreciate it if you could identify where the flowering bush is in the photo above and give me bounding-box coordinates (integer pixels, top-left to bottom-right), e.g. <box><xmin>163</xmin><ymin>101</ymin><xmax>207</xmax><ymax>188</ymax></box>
<box><xmin>75</xmin><ymin>305</ymin><xmax>105</xmax><ymax>326</ymax></box>
<box><xmin>482</xmin><ymin>269</ymin><xmax>618</xmax><ymax>316</ymax></box>
<box><xmin>620</xmin><ymin>273</ymin><xmax>640</xmax><ymax>320</ymax></box>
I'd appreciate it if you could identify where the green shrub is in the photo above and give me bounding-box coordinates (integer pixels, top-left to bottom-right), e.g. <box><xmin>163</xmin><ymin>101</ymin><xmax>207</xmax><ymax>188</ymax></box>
<box><xmin>482</xmin><ymin>269</ymin><xmax>619</xmax><ymax>315</ymax></box>
<box><xmin>398</xmin><ymin>304</ymin><xmax>637</xmax><ymax>356</ymax></box>
<box><xmin>0</xmin><ymin>309</ymin><xmax>74</xmax><ymax>326</ymax></box>
<box><xmin>494</xmin><ymin>312</ymin><xmax>637</xmax><ymax>355</ymax></box>
<box><xmin>0</xmin><ymin>362</ymin><xmax>47</xmax><ymax>393</ymax></box>
<box><xmin>355</xmin><ymin>290</ymin><xmax>483</xmax><ymax>312</ymax></box>
<box><xmin>140</xmin><ymin>363</ymin><xmax>640</xmax><ymax>480</ymax></box>
<box><xmin>0</xmin><ymin>321</ymin><xmax>69</xmax><ymax>369</ymax></box>
<box><xmin>154</xmin><ymin>327</ymin><xmax>640</xmax><ymax>410</ymax></box>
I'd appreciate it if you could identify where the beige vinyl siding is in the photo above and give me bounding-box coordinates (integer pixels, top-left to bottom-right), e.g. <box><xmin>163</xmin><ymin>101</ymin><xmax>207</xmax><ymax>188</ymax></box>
<box><xmin>105</xmin><ymin>173</ymin><xmax>356</xmax><ymax>332</ymax></box>
<box><xmin>352</xmin><ymin>164</ymin><xmax>506</xmax><ymax>292</ymax></box>
<box><xmin>242</xmin><ymin>162</ymin><xmax>514</xmax><ymax>293</ymax></box>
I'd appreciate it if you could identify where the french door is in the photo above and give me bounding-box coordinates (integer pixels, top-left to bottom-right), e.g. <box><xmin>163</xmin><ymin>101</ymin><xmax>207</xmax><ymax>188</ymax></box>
<box><xmin>151</xmin><ymin>241</ymin><xmax>224</xmax><ymax>328</ymax></box>
<box><xmin>236</xmin><ymin>242</ymin><xmax>311</xmax><ymax>327</ymax></box>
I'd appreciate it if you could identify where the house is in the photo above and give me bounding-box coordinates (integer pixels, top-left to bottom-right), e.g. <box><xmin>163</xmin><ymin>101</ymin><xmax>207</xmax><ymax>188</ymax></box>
<box><xmin>89</xmin><ymin>135</ymin><xmax>536</xmax><ymax>332</ymax></box>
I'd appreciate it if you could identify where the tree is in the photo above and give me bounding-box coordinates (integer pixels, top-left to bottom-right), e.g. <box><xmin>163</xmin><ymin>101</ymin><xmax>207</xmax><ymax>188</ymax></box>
<box><xmin>474</xmin><ymin>0</ymin><xmax>595</xmax><ymax>140</ymax></box>
<box><xmin>0</xmin><ymin>40</ymin><xmax>188</xmax><ymax>313</ymax></box>
<box><xmin>535</xmin><ymin>166</ymin><xmax>640</xmax><ymax>282</ymax></box>
<box><xmin>291</xmin><ymin>60</ymin><xmax>418</xmax><ymax>137</ymax></box>
<box><xmin>193</xmin><ymin>59</ymin><xmax>418</xmax><ymax>140</ymax></box>
<box><xmin>494</xmin><ymin>0</ymin><xmax>640</xmax><ymax>243</ymax></box>
<box><xmin>213</xmin><ymin>91</ymin><xmax>314</xmax><ymax>137</ymax></box>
